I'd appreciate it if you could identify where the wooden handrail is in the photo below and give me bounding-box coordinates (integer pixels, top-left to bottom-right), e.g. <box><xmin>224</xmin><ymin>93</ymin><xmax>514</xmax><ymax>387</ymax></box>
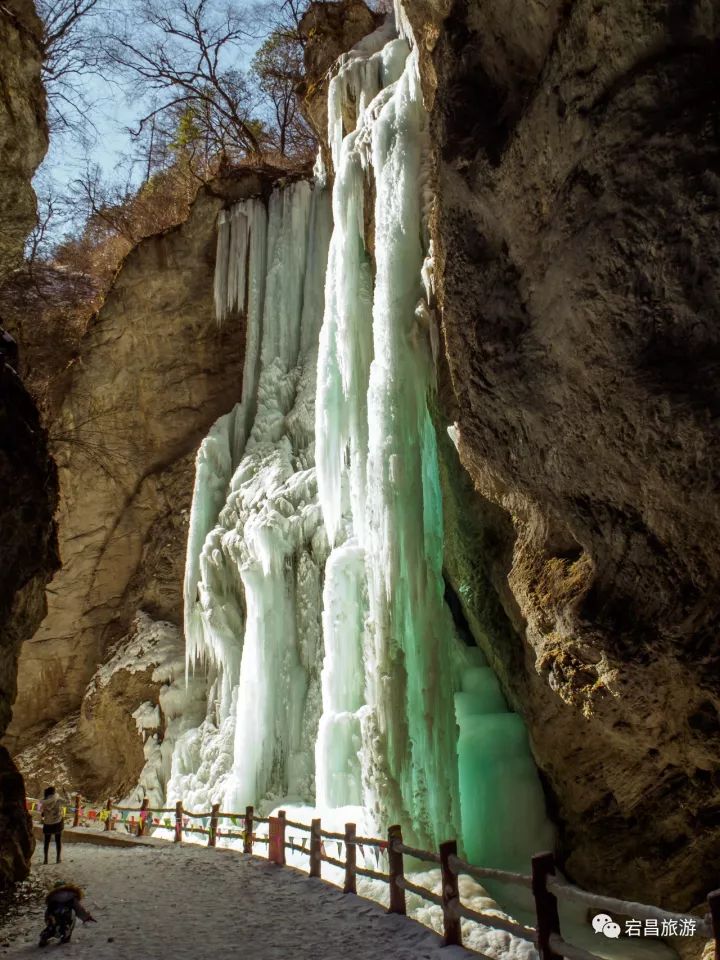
<box><xmin>546</xmin><ymin>876</ymin><xmax>713</xmax><ymax>937</ymax></box>
<box><xmin>448</xmin><ymin>853</ymin><xmax>533</xmax><ymax>888</ymax></box>
<box><xmin>533</xmin><ymin>852</ymin><xmax>562</xmax><ymax>960</ymax></box>
<box><xmin>450</xmin><ymin>900</ymin><xmax>537</xmax><ymax>942</ymax></box>
<box><xmin>387</xmin><ymin>825</ymin><xmax>405</xmax><ymax>915</ymax></box>
<box><xmin>709</xmin><ymin>890</ymin><xmax>720</xmax><ymax>960</ymax></box>
<box><xmin>393</xmin><ymin>840</ymin><xmax>440</xmax><ymax>864</ymax></box>
<box><xmin>548</xmin><ymin>934</ymin><xmax>602</xmax><ymax>960</ymax></box>
<box><xmin>29</xmin><ymin>789</ymin><xmax>718</xmax><ymax>957</ymax></box>
<box><xmin>319</xmin><ymin>827</ymin><xmax>346</xmax><ymax>841</ymax></box>
<box><xmin>396</xmin><ymin>875</ymin><xmax>443</xmax><ymax>906</ymax></box>
<box><xmin>284</xmin><ymin>817</ymin><xmax>311</xmax><ymax>831</ymax></box>
<box><xmin>440</xmin><ymin>840</ymin><xmax>461</xmax><ymax>946</ymax></box>
<box><xmin>344</xmin><ymin>823</ymin><xmax>356</xmax><ymax>895</ymax></box>
<box><xmin>320</xmin><ymin>853</ymin><xmax>345</xmax><ymax>869</ymax></box>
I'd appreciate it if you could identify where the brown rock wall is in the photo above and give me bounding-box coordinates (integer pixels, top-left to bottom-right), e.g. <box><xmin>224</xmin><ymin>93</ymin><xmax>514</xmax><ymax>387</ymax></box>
<box><xmin>416</xmin><ymin>0</ymin><xmax>720</xmax><ymax>911</ymax></box>
<box><xmin>0</xmin><ymin>0</ymin><xmax>56</xmax><ymax>890</ymax></box>
<box><xmin>0</xmin><ymin>0</ymin><xmax>47</xmax><ymax>285</ymax></box>
<box><xmin>7</xmin><ymin>185</ymin><xmax>245</xmax><ymax>748</ymax></box>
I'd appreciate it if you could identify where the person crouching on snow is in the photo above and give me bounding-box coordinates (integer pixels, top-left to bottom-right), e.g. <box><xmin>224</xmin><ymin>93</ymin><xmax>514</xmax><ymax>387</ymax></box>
<box><xmin>40</xmin><ymin>786</ymin><xmax>64</xmax><ymax>864</ymax></box>
<box><xmin>39</xmin><ymin>882</ymin><xmax>96</xmax><ymax>947</ymax></box>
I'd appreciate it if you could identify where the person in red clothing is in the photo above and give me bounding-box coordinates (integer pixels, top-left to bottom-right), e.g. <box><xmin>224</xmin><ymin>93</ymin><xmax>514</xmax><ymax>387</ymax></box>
<box><xmin>39</xmin><ymin>882</ymin><xmax>97</xmax><ymax>946</ymax></box>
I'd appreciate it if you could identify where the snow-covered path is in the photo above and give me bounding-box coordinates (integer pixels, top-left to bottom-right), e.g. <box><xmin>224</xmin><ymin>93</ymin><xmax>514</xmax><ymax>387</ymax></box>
<box><xmin>0</xmin><ymin>841</ymin><xmax>479</xmax><ymax>960</ymax></box>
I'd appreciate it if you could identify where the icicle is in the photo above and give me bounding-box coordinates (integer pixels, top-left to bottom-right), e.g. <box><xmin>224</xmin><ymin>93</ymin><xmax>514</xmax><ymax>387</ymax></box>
<box><xmin>214</xmin><ymin>211</ymin><xmax>230</xmax><ymax>323</ymax></box>
<box><xmin>170</xmin><ymin>178</ymin><xmax>331</xmax><ymax>814</ymax></box>
<box><xmin>174</xmin><ymin>13</ymin><xmax>554</xmax><ymax>894</ymax></box>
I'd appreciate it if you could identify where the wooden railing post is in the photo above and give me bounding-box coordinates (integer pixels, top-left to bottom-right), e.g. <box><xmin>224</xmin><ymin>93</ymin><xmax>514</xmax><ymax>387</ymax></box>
<box><xmin>138</xmin><ymin>797</ymin><xmax>149</xmax><ymax>837</ymax></box>
<box><xmin>532</xmin><ymin>852</ymin><xmax>562</xmax><ymax>960</ymax></box>
<box><xmin>440</xmin><ymin>840</ymin><xmax>462</xmax><ymax>946</ymax></box>
<box><xmin>309</xmin><ymin>818</ymin><xmax>321</xmax><ymax>878</ymax></box>
<box><xmin>174</xmin><ymin>801</ymin><xmax>183</xmax><ymax>843</ymax></box>
<box><xmin>243</xmin><ymin>805</ymin><xmax>254</xmax><ymax>855</ymax></box>
<box><xmin>104</xmin><ymin>798</ymin><xmax>112</xmax><ymax>832</ymax></box>
<box><xmin>344</xmin><ymin>823</ymin><xmax>357</xmax><ymax>894</ymax></box>
<box><xmin>72</xmin><ymin>793</ymin><xmax>81</xmax><ymax>827</ymax></box>
<box><xmin>388</xmin><ymin>825</ymin><xmax>406</xmax><ymax>915</ymax></box>
<box><xmin>278</xmin><ymin>809</ymin><xmax>286</xmax><ymax>866</ymax></box>
<box><xmin>708</xmin><ymin>889</ymin><xmax>720</xmax><ymax>960</ymax></box>
<box><xmin>208</xmin><ymin>803</ymin><xmax>220</xmax><ymax>847</ymax></box>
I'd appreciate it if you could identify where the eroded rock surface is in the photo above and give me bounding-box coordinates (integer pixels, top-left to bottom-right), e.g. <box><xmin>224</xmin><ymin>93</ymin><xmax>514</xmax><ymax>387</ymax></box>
<box><xmin>408</xmin><ymin>0</ymin><xmax>720</xmax><ymax>912</ymax></box>
<box><xmin>17</xmin><ymin>611</ymin><xmax>205</xmax><ymax>805</ymax></box>
<box><xmin>298</xmin><ymin>0</ymin><xmax>383</xmax><ymax>167</ymax></box>
<box><xmin>7</xmin><ymin>173</ymin><xmax>308</xmax><ymax>770</ymax></box>
<box><xmin>0</xmin><ymin>0</ymin><xmax>56</xmax><ymax>889</ymax></box>
<box><xmin>0</xmin><ymin>1</ymin><xmax>47</xmax><ymax>286</ymax></box>
<box><xmin>5</xmin><ymin>183</ymin><xmax>250</xmax><ymax>750</ymax></box>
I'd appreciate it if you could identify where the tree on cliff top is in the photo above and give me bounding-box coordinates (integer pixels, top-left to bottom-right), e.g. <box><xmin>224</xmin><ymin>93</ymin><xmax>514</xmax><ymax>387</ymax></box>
<box><xmin>36</xmin><ymin>0</ymin><xmax>105</xmax><ymax>139</ymax></box>
<box><xmin>251</xmin><ymin>26</ymin><xmax>315</xmax><ymax>158</ymax></box>
<box><xmin>106</xmin><ymin>0</ymin><xmax>263</xmax><ymax>159</ymax></box>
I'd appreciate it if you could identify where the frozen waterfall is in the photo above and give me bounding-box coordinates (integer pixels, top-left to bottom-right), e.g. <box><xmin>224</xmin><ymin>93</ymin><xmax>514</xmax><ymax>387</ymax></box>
<box><xmin>168</xmin><ymin>14</ymin><xmax>553</xmax><ymax>898</ymax></box>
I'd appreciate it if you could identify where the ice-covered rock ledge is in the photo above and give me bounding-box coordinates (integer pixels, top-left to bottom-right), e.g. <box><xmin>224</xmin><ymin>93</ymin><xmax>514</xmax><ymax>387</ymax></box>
<box><xmin>17</xmin><ymin>612</ymin><xmax>205</xmax><ymax>806</ymax></box>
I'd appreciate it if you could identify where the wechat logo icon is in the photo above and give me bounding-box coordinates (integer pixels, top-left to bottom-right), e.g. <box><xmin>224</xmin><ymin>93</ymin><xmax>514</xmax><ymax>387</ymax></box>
<box><xmin>593</xmin><ymin>914</ymin><xmax>621</xmax><ymax>938</ymax></box>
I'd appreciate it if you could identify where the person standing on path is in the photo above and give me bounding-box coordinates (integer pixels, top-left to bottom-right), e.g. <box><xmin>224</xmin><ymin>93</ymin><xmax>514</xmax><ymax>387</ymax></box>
<box><xmin>40</xmin><ymin>786</ymin><xmax>64</xmax><ymax>864</ymax></box>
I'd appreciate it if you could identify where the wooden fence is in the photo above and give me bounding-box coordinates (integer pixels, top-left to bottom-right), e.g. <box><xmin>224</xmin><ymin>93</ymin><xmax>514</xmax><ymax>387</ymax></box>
<box><xmin>28</xmin><ymin>794</ymin><xmax>720</xmax><ymax>960</ymax></box>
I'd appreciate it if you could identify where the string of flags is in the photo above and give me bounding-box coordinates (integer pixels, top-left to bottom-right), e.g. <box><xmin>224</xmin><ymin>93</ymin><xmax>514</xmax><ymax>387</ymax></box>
<box><xmin>27</xmin><ymin>799</ymin><xmax>390</xmax><ymax>870</ymax></box>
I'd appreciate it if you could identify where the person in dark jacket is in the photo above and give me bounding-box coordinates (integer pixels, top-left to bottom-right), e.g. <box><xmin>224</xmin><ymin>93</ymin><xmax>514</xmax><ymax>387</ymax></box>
<box><xmin>39</xmin><ymin>882</ymin><xmax>96</xmax><ymax>946</ymax></box>
<box><xmin>40</xmin><ymin>786</ymin><xmax>64</xmax><ymax>864</ymax></box>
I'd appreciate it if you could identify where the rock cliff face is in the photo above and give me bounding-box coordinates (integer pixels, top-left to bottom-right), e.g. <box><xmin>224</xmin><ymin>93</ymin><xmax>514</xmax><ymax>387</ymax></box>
<box><xmin>0</xmin><ymin>0</ymin><xmax>57</xmax><ymax>889</ymax></box>
<box><xmin>397</xmin><ymin>0</ymin><xmax>720</xmax><ymax>913</ymax></box>
<box><xmin>0</xmin><ymin>1</ymin><xmax>47</xmax><ymax>287</ymax></box>
<box><xmin>6</xmin><ymin>179</ymin><xmax>256</xmax><ymax>749</ymax></box>
<box><xmin>16</xmin><ymin>610</ymin><xmax>205</xmax><ymax>805</ymax></box>
<box><xmin>298</xmin><ymin>0</ymin><xmax>383</xmax><ymax>170</ymax></box>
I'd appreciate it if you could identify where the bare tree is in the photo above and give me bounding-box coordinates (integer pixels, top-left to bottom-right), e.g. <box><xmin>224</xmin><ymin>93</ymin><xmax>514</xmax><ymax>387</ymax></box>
<box><xmin>107</xmin><ymin>0</ymin><xmax>264</xmax><ymax>159</ymax></box>
<box><xmin>251</xmin><ymin>26</ymin><xmax>315</xmax><ymax>158</ymax></box>
<box><xmin>36</xmin><ymin>0</ymin><xmax>107</xmax><ymax>138</ymax></box>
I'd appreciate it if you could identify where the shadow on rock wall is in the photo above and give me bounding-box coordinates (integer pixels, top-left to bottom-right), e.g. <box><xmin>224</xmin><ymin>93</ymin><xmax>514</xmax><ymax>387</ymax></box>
<box><xmin>414</xmin><ymin>0</ymin><xmax>720</xmax><ymax>912</ymax></box>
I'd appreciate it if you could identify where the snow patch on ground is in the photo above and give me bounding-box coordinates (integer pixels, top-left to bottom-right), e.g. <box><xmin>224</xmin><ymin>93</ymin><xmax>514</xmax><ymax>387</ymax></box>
<box><xmin>0</xmin><ymin>841</ymin><xmax>480</xmax><ymax>960</ymax></box>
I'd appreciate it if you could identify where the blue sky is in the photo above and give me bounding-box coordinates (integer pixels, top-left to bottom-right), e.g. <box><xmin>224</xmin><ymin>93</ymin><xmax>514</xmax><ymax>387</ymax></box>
<box><xmin>36</xmin><ymin>0</ymin><xmax>264</xmax><ymax>237</ymax></box>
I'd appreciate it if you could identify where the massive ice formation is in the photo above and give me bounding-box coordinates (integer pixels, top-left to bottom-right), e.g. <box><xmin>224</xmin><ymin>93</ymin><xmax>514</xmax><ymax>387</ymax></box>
<box><xmin>169</xmin><ymin>15</ymin><xmax>553</xmax><ymax>886</ymax></box>
<box><xmin>172</xmin><ymin>179</ymin><xmax>332</xmax><ymax>811</ymax></box>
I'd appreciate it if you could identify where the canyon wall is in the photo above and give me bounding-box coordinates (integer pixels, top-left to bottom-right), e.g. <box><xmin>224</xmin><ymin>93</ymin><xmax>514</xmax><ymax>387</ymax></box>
<box><xmin>6</xmin><ymin>169</ymin><xmax>315</xmax><ymax>800</ymax></box>
<box><xmin>5</xmin><ymin>178</ymin><xmax>261</xmax><ymax>750</ymax></box>
<box><xmin>0</xmin><ymin>0</ymin><xmax>57</xmax><ymax>888</ymax></box>
<box><xmin>399</xmin><ymin>0</ymin><xmax>720</xmax><ymax>913</ymax></box>
<box><xmin>6</xmin><ymin>0</ymin><xmax>718</xmax><ymax>920</ymax></box>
